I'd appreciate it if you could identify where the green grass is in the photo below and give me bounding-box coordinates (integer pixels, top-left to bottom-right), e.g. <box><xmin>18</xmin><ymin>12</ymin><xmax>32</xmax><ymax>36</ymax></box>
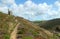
<box><xmin>4</xmin><ymin>33</ymin><xmax>10</xmax><ymax>39</ymax></box>
<box><xmin>22</xmin><ymin>36</ymin><xmax>33</xmax><ymax>39</ymax></box>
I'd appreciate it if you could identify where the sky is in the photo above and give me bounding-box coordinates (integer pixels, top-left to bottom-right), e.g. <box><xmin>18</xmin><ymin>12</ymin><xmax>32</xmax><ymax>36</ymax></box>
<box><xmin>0</xmin><ymin>0</ymin><xmax>60</xmax><ymax>21</ymax></box>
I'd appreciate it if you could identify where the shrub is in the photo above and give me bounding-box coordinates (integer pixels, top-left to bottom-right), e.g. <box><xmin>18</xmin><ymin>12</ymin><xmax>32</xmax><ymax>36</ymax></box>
<box><xmin>22</xmin><ymin>36</ymin><xmax>33</xmax><ymax>39</ymax></box>
<box><xmin>4</xmin><ymin>34</ymin><xmax>10</xmax><ymax>39</ymax></box>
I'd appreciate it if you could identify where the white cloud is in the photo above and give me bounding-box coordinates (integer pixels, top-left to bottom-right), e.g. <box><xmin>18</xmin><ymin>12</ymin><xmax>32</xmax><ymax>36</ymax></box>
<box><xmin>55</xmin><ymin>1</ymin><xmax>60</xmax><ymax>7</ymax></box>
<box><xmin>1</xmin><ymin>0</ymin><xmax>15</xmax><ymax>5</ymax></box>
<box><xmin>0</xmin><ymin>6</ymin><xmax>8</xmax><ymax>13</ymax></box>
<box><xmin>37</xmin><ymin>3</ymin><xmax>52</xmax><ymax>15</ymax></box>
<box><xmin>0</xmin><ymin>0</ymin><xmax>60</xmax><ymax>20</ymax></box>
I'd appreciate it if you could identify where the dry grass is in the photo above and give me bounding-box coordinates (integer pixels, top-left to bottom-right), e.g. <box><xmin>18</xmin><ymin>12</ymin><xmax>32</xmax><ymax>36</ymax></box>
<box><xmin>0</xmin><ymin>12</ymin><xmax>57</xmax><ymax>39</ymax></box>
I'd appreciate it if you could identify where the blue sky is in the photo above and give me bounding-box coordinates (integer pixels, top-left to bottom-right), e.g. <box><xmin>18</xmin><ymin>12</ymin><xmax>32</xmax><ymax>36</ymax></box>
<box><xmin>0</xmin><ymin>0</ymin><xmax>60</xmax><ymax>21</ymax></box>
<box><xmin>15</xmin><ymin>0</ymin><xmax>57</xmax><ymax>4</ymax></box>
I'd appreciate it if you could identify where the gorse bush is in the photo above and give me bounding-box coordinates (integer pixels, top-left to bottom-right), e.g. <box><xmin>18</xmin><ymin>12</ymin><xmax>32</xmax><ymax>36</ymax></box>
<box><xmin>17</xmin><ymin>28</ymin><xmax>25</xmax><ymax>34</ymax></box>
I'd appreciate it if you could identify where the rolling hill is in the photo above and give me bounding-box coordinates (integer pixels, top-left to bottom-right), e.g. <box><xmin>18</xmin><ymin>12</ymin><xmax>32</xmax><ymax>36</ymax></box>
<box><xmin>33</xmin><ymin>18</ymin><xmax>60</xmax><ymax>39</ymax></box>
<box><xmin>33</xmin><ymin>19</ymin><xmax>60</xmax><ymax>32</ymax></box>
<box><xmin>0</xmin><ymin>12</ymin><xmax>58</xmax><ymax>39</ymax></box>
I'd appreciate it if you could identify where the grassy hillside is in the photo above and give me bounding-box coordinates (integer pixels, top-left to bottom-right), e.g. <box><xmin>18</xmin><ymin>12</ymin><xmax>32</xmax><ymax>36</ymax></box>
<box><xmin>33</xmin><ymin>19</ymin><xmax>60</xmax><ymax>38</ymax></box>
<box><xmin>0</xmin><ymin>12</ymin><xmax>58</xmax><ymax>39</ymax></box>
<box><xmin>33</xmin><ymin>20</ymin><xmax>47</xmax><ymax>26</ymax></box>
<box><xmin>0</xmin><ymin>12</ymin><xmax>19</xmax><ymax>39</ymax></box>
<box><xmin>33</xmin><ymin>19</ymin><xmax>60</xmax><ymax>32</ymax></box>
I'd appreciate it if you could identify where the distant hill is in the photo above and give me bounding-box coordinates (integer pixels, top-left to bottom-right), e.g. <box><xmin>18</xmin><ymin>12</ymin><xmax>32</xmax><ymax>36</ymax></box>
<box><xmin>33</xmin><ymin>20</ymin><xmax>47</xmax><ymax>26</ymax></box>
<box><xmin>33</xmin><ymin>18</ymin><xmax>60</xmax><ymax>32</ymax></box>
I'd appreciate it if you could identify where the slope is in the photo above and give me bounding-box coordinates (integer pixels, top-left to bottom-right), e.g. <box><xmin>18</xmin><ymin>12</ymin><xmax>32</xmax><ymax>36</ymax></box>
<box><xmin>33</xmin><ymin>19</ymin><xmax>60</xmax><ymax>39</ymax></box>
<box><xmin>33</xmin><ymin>19</ymin><xmax>60</xmax><ymax>32</ymax></box>
<box><xmin>0</xmin><ymin>12</ymin><xmax>54</xmax><ymax>39</ymax></box>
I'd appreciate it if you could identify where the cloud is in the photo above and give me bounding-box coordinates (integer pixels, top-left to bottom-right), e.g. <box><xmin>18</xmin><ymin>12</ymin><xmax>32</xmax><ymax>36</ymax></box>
<box><xmin>0</xmin><ymin>0</ymin><xmax>16</xmax><ymax>13</ymax></box>
<box><xmin>55</xmin><ymin>1</ymin><xmax>60</xmax><ymax>7</ymax></box>
<box><xmin>1</xmin><ymin>0</ymin><xmax>15</xmax><ymax>5</ymax></box>
<box><xmin>0</xmin><ymin>6</ymin><xmax>8</xmax><ymax>13</ymax></box>
<box><xmin>0</xmin><ymin>0</ymin><xmax>60</xmax><ymax>21</ymax></box>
